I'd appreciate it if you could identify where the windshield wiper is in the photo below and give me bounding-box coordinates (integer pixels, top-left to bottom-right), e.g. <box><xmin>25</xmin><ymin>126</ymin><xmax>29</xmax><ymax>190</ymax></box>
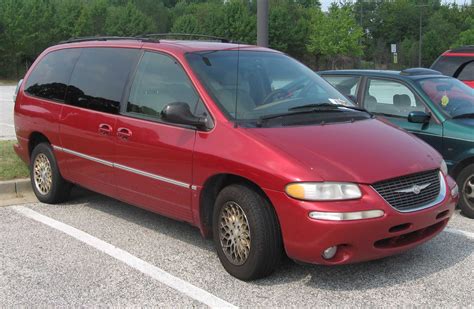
<box><xmin>289</xmin><ymin>103</ymin><xmax>370</xmax><ymax>114</ymax></box>
<box><xmin>256</xmin><ymin>103</ymin><xmax>372</xmax><ymax>127</ymax></box>
<box><xmin>452</xmin><ymin>113</ymin><xmax>474</xmax><ymax>119</ymax></box>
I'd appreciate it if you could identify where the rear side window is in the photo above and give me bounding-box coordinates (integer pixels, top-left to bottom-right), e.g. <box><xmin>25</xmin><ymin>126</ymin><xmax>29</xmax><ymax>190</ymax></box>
<box><xmin>66</xmin><ymin>48</ymin><xmax>140</xmax><ymax>114</ymax></box>
<box><xmin>431</xmin><ymin>56</ymin><xmax>471</xmax><ymax>77</ymax></box>
<box><xmin>457</xmin><ymin>61</ymin><xmax>474</xmax><ymax>81</ymax></box>
<box><xmin>322</xmin><ymin>75</ymin><xmax>360</xmax><ymax>97</ymax></box>
<box><xmin>127</xmin><ymin>51</ymin><xmax>201</xmax><ymax>119</ymax></box>
<box><xmin>24</xmin><ymin>49</ymin><xmax>81</xmax><ymax>102</ymax></box>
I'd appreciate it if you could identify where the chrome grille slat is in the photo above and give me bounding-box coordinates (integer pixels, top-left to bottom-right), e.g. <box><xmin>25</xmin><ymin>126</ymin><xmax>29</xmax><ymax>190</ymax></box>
<box><xmin>372</xmin><ymin>170</ymin><xmax>441</xmax><ymax>212</ymax></box>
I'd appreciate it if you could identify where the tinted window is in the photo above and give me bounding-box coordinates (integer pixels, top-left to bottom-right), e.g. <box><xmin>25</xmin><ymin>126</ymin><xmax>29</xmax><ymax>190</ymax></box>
<box><xmin>322</xmin><ymin>75</ymin><xmax>359</xmax><ymax>97</ymax></box>
<box><xmin>457</xmin><ymin>61</ymin><xmax>474</xmax><ymax>81</ymax></box>
<box><xmin>127</xmin><ymin>52</ymin><xmax>201</xmax><ymax>119</ymax></box>
<box><xmin>363</xmin><ymin>79</ymin><xmax>425</xmax><ymax>117</ymax></box>
<box><xmin>24</xmin><ymin>49</ymin><xmax>81</xmax><ymax>101</ymax></box>
<box><xmin>431</xmin><ymin>56</ymin><xmax>471</xmax><ymax>77</ymax></box>
<box><xmin>66</xmin><ymin>48</ymin><xmax>140</xmax><ymax>114</ymax></box>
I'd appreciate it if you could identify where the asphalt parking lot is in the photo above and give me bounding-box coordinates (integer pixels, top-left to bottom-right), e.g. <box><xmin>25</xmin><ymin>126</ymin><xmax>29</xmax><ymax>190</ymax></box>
<box><xmin>1</xmin><ymin>187</ymin><xmax>473</xmax><ymax>307</ymax></box>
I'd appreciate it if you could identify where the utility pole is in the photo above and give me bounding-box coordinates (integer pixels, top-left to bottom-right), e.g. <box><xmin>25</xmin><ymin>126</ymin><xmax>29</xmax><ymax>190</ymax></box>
<box><xmin>257</xmin><ymin>0</ymin><xmax>269</xmax><ymax>47</ymax></box>
<box><xmin>417</xmin><ymin>4</ymin><xmax>429</xmax><ymax>67</ymax></box>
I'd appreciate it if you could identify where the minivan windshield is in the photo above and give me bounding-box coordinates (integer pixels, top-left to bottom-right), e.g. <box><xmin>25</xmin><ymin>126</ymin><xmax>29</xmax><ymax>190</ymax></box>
<box><xmin>417</xmin><ymin>77</ymin><xmax>474</xmax><ymax>119</ymax></box>
<box><xmin>186</xmin><ymin>51</ymin><xmax>362</xmax><ymax>124</ymax></box>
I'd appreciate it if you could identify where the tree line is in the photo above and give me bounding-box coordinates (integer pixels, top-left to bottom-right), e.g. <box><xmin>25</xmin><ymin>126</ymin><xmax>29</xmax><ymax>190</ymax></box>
<box><xmin>0</xmin><ymin>0</ymin><xmax>472</xmax><ymax>79</ymax></box>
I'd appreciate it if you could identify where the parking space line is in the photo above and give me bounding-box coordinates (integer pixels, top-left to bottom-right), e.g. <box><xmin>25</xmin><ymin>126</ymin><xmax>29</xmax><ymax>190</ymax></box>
<box><xmin>11</xmin><ymin>206</ymin><xmax>237</xmax><ymax>309</ymax></box>
<box><xmin>445</xmin><ymin>227</ymin><xmax>474</xmax><ymax>239</ymax></box>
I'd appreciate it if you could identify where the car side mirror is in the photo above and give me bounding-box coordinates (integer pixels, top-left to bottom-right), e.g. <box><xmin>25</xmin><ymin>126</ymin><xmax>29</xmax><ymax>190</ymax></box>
<box><xmin>162</xmin><ymin>102</ymin><xmax>212</xmax><ymax>130</ymax></box>
<box><xmin>408</xmin><ymin>111</ymin><xmax>430</xmax><ymax>123</ymax></box>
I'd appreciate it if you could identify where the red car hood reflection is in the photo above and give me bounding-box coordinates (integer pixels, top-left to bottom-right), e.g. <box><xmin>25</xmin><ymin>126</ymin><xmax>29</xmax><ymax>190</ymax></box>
<box><xmin>250</xmin><ymin>119</ymin><xmax>442</xmax><ymax>184</ymax></box>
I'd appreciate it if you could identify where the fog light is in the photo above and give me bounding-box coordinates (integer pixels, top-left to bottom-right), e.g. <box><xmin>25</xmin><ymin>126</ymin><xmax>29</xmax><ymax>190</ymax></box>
<box><xmin>322</xmin><ymin>246</ymin><xmax>338</xmax><ymax>260</ymax></box>
<box><xmin>451</xmin><ymin>184</ymin><xmax>459</xmax><ymax>197</ymax></box>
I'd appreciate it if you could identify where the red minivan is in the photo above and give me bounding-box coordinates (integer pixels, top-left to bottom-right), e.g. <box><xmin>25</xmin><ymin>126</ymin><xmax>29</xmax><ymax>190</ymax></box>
<box><xmin>14</xmin><ymin>37</ymin><xmax>459</xmax><ymax>280</ymax></box>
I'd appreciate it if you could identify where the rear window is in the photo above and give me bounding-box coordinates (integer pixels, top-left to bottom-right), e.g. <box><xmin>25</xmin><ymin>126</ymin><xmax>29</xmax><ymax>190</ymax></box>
<box><xmin>24</xmin><ymin>49</ymin><xmax>81</xmax><ymax>102</ymax></box>
<box><xmin>431</xmin><ymin>55</ymin><xmax>472</xmax><ymax>77</ymax></box>
<box><xmin>457</xmin><ymin>61</ymin><xmax>474</xmax><ymax>81</ymax></box>
<box><xmin>66</xmin><ymin>48</ymin><xmax>140</xmax><ymax>114</ymax></box>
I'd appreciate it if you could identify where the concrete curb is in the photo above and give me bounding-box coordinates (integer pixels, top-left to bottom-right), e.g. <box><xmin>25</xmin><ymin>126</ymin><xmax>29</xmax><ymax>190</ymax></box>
<box><xmin>0</xmin><ymin>178</ymin><xmax>32</xmax><ymax>199</ymax></box>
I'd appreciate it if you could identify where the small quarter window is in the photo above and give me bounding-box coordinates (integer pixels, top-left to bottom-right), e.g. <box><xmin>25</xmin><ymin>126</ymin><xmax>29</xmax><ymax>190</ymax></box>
<box><xmin>24</xmin><ymin>49</ymin><xmax>81</xmax><ymax>102</ymax></box>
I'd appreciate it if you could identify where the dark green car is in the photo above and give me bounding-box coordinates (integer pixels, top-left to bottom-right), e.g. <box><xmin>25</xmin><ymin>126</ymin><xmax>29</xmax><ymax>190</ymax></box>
<box><xmin>320</xmin><ymin>68</ymin><xmax>474</xmax><ymax>218</ymax></box>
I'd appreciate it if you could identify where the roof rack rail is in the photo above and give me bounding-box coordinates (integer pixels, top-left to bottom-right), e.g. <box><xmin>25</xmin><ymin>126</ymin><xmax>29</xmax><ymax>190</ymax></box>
<box><xmin>449</xmin><ymin>45</ymin><xmax>474</xmax><ymax>53</ymax></box>
<box><xmin>139</xmin><ymin>33</ymin><xmax>231</xmax><ymax>43</ymax></box>
<box><xmin>58</xmin><ymin>36</ymin><xmax>158</xmax><ymax>45</ymax></box>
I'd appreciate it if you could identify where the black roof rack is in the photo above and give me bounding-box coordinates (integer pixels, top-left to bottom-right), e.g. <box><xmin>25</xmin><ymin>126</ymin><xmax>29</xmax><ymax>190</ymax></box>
<box><xmin>58</xmin><ymin>33</ymin><xmax>232</xmax><ymax>45</ymax></box>
<box><xmin>139</xmin><ymin>33</ymin><xmax>231</xmax><ymax>43</ymax></box>
<box><xmin>400</xmin><ymin>68</ymin><xmax>442</xmax><ymax>76</ymax></box>
<box><xmin>450</xmin><ymin>45</ymin><xmax>474</xmax><ymax>53</ymax></box>
<box><xmin>58</xmin><ymin>36</ymin><xmax>158</xmax><ymax>44</ymax></box>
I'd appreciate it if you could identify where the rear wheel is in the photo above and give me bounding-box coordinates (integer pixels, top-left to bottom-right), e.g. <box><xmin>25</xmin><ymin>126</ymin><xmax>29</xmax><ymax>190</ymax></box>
<box><xmin>30</xmin><ymin>143</ymin><xmax>71</xmax><ymax>204</ymax></box>
<box><xmin>212</xmin><ymin>184</ymin><xmax>282</xmax><ymax>280</ymax></box>
<box><xmin>457</xmin><ymin>164</ymin><xmax>474</xmax><ymax>219</ymax></box>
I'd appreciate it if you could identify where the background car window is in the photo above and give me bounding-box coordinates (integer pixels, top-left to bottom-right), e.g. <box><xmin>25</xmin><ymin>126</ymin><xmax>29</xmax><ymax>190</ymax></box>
<box><xmin>66</xmin><ymin>48</ymin><xmax>140</xmax><ymax>114</ymax></box>
<box><xmin>24</xmin><ymin>49</ymin><xmax>81</xmax><ymax>102</ymax></box>
<box><xmin>431</xmin><ymin>56</ymin><xmax>470</xmax><ymax>77</ymax></box>
<box><xmin>322</xmin><ymin>75</ymin><xmax>359</xmax><ymax>97</ymax></box>
<box><xmin>127</xmin><ymin>52</ymin><xmax>201</xmax><ymax>119</ymax></box>
<box><xmin>363</xmin><ymin>79</ymin><xmax>425</xmax><ymax>117</ymax></box>
<box><xmin>457</xmin><ymin>61</ymin><xmax>474</xmax><ymax>81</ymax></box>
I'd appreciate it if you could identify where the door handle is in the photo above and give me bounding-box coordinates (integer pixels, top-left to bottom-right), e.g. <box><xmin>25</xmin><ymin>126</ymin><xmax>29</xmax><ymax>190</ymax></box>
<box><xmin>98</xmin><ymin>123</ymin><xmax>113</xmax><ymax>135</ymax></box>
<box><xmin>117</xmin><ymin>127</ymin><xmax>132</xmax><ymax>140</ymax></box>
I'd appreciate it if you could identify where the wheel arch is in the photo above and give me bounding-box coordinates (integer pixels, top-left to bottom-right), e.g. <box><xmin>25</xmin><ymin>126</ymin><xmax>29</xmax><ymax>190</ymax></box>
<box><xmin>198</xmin><ymin>173</ymin><xmax>279</xmax><ymax>238</ymax></box>
<box><xmin>28</xmin><ymin>132</ymin><xmax>51</xmax><ymax>161</ymax></box>
<box><xmin>452</xmin><ymin>156</ymin><xmax>474</xmax><ymax>180</ymax></box>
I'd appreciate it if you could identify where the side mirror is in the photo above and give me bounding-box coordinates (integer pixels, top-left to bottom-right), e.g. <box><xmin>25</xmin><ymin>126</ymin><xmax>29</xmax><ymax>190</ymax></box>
<box><xmin>162</xmin><ymin>102</ymin><xmax>212</xmax><ymax>130</ymax></box>
<box><xmin>408</xmin><ymin>111</ymin><xmax>430</xmax><ymax>123</ymax></box>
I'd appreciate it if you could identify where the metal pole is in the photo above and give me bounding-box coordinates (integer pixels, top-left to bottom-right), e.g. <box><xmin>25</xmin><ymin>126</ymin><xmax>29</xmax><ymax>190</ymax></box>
<box><xmin>418</xmin><ymin>6</ymin><xmax>422</xmax><ymax>67</ymax></box>
<box><xmin>257</xmin><ymin>0</ymin><xmax>269</xmax><ymax>47</ymax></box>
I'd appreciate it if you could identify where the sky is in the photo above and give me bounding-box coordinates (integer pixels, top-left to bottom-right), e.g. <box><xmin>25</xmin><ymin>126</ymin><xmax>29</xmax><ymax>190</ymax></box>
<box><xmin>320</xmin><ymin>0</ymin><xmax>472</xmax><ymax>11</ymax></box>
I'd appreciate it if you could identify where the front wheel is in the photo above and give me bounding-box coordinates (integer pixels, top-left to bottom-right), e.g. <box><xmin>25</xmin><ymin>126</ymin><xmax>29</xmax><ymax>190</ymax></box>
<box><xmin>212</xmin><ymin>184</ymin><xmax>282</xmax><ymax>280</ymax></box>
<box><xmin>30</xmin><ymin>143</ymin><xmax>71</xmax><ymax>204</ymax></box>
<box><xmin>457</xmin><ymin>164</ymin><xmax>474</xmax><ymax>219</ymax></box>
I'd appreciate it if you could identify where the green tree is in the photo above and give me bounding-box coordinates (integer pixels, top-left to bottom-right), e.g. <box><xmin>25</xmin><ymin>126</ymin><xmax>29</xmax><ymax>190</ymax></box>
<box><xmin>307</xmin><ymin>5</ymin><xmax>363</xmax><ymax>68</ymax></box>
<box><xmin>104</xmin><ymin>2</ymin><xmax>156</xmax><ymax>36</ymax></box>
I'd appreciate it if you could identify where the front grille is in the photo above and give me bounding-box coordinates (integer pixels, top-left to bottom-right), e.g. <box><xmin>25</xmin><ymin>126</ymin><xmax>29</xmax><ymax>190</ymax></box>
<box><xmin>372</xmin><ymin>170</ymin><xmax>441</xmax><ymax>212</ymax></box>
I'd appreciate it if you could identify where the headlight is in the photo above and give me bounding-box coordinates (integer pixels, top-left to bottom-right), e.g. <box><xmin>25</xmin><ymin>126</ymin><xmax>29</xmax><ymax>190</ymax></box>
<box><xmin>285</xmin><ymin>182</ymin><xmax>362</xmax><ymax>201</ymax></box>
<box><xmin>440</xmin><ymin>160</ymin><xmax>448</xmax><ymax>176</ymax></box>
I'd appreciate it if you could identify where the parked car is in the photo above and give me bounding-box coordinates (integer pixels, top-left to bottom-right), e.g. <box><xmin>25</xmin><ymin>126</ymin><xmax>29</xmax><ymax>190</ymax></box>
<box><xmin>320</xmin><ymin>68</ymin><xmax>473</xmax><ymax>218</ymax></box>
<box><xmin>430</xmin><ymin>45</ymin><xmax>474</xmax><ymax>88</ymax></box>
<box><xmin>14</xmin><ymin>37</ymin><xmax>458</xmax><ymax>280</ymax></box>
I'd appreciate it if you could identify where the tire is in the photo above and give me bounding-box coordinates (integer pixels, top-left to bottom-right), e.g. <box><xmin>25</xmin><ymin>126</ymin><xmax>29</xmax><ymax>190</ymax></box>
<box><xmin>30</xmin><ymin>143</ymin><xmax>71</xmax><ymax>204</ymax></box>
<box><xmin>457</xmin><ymin>164</ymin><xmax>474</xmax><ymax>219</ymax></box>
<box><xmin>212</xmin><ymin>183</ymin><xmax>282</xmax><ymax>280</ymax></box>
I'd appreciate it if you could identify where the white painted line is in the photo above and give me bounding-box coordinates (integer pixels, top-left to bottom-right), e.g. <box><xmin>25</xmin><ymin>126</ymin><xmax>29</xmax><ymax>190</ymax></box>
<box><xmin>445</xmin><ymin>227</ymin><xmax>474</xmax><ymax>239</ymax></box>
<box><xmin>0</xmin><ymin>123</ymin><xmax>14</xmax><ymax>128</ymax></box>
<box><xmin>11</xmin><ymin>206</ymin><xmax>237</xmax><ymax>309</ymax></box>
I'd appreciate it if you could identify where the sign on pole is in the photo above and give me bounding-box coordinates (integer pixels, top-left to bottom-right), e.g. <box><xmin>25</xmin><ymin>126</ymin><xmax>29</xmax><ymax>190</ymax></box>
<box><xmin>391</xmin><ymin>44</ymin><xmax>397</xmax><ymax>54</ymax></box>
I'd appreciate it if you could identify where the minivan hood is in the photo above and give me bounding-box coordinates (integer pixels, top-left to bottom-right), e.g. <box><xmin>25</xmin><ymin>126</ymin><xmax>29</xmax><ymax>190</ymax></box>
<box><xmin>250</xmin><ymin>119</ymin><xmax>442</xmax><ymax>184</ymax></box>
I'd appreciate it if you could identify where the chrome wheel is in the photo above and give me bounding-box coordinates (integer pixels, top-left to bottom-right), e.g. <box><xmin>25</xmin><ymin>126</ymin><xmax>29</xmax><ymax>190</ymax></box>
<box><xmin>219</xmin><ymin>201</ymin><xmax>251</xmax><ymax>266</ymax></box>
<box><xmin>463</xmin><ymin>174</ymin><xmax>474</xmax><ymax>206</ymax></box>
<box><xmin>33</xmin><ymin>153</ymin><xmax>52</xmax><ymax>195</ymax></box>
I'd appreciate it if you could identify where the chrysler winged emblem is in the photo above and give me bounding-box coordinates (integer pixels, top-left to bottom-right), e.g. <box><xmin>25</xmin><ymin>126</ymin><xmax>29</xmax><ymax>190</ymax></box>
<box><xmin>395</xmin><ymin>183</ymin><xmax>431</xmax><ymax>195</ymax></box>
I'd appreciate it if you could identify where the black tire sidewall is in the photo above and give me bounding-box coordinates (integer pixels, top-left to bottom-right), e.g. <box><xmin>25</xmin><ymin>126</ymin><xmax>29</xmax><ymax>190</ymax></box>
<box><xmin>30</xmin><ymin>143</ymin><xmax>66</xmax><ymax>204</ymax></box>
<box><xmin>457</xmin><ymin>164</ymin><xmax>474</xmax><ymax>219</ymax></box>
<box><xmin>212</xmin><ymin>184</ymin><xmax>281</xmax><ymax>280</ymax></box>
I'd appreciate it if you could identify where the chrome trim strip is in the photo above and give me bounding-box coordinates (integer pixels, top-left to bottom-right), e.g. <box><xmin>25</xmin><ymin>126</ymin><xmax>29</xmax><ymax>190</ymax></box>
<box><xmin>371</xmin><ymin>171</ymin><xmax>447</xmax><ymax>213</ymax></box>
<box><xmin>114</xmin><ymin>163</ymin><xmax>189</xmax><ymax>188</ymax></box>
<box><xmin>53</xmin><ymin>145</ymin><xmax>190</xmax><ymax>189</ymax></box>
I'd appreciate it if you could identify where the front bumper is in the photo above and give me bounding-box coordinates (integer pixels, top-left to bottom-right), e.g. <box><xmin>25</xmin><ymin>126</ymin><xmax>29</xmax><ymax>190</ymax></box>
<box><xmin>264</xmin><ymin>174</ymin><xmax>458</xmax><ymax>265</ymax></box>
